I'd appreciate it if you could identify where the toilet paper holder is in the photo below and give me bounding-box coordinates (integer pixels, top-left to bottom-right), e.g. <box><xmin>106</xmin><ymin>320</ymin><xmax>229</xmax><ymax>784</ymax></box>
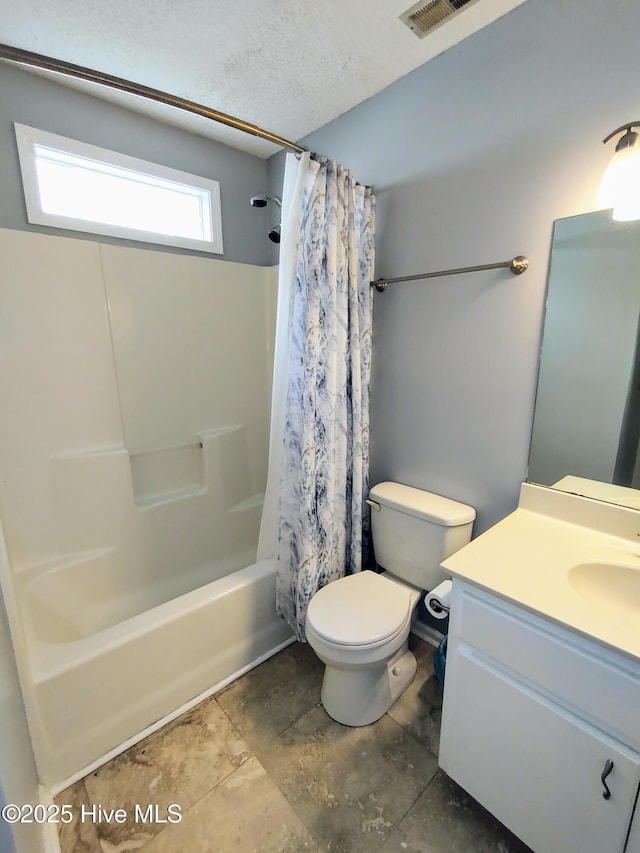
<box><xmin>427</xmin><ymin>596</ymin><xmax>450</xmax><ymax>615</ymax></box>
<box><xmin>425</xmin><ymin>579</ymin><xmax>452</xmax><ymax>620</ymax></box>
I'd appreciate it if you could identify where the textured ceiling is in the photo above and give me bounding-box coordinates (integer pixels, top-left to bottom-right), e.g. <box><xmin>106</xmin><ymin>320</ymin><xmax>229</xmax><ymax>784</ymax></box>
<box><xmin>0</xmin><ymin>0</ymin><xmax>528</xmax><ymax>157</ymax></box>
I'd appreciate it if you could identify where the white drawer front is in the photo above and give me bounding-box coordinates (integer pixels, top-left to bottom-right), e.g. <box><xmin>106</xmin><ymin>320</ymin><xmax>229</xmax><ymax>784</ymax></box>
<box><xmin>454</xmin><ymin>585</ymin><xmax>640</xmax><ymax>747</ymax></box>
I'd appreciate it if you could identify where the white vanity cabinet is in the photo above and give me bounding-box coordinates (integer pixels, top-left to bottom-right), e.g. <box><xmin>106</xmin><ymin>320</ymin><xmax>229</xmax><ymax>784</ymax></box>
<box><xmin>439</xmin><ymin>582</ymin><xmax>640</xmax><ymax>853</ymax></box>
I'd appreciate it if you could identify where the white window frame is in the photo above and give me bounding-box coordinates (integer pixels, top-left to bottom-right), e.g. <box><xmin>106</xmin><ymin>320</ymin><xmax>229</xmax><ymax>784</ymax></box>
<box><xmin>15</xmin><ymin>123</ymin><xmax>223</xmax><ymax>254</ymax></box>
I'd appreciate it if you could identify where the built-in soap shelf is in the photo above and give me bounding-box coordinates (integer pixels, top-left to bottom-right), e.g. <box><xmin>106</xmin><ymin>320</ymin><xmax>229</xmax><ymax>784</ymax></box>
<box><xmin>47</xmin><ymin>429</ymin><xmax>260</xmax><ymax>514</ymax></box>
<box><xmin>229</xmin><ymin>492</ymin><xmax>264</xmax><ymax>513</ymax></box>
<box><xmin>129</xmin><ymin>426</ymin><xmax>253</xmax><ymax>509</ymax></box>
<box><xmin>135</xmin><ymin>485</ymin><xmax>208</xmax><ymax>509</ymax></box>
<box><xmin>50</xmin><ymin>445</ymin><xmax>128</xmax><ymax>460</ymax></box>
<box><xmin>130</xmin><ymin>441</ymin><xmax>205</xmax><ymax>508</ymax></box>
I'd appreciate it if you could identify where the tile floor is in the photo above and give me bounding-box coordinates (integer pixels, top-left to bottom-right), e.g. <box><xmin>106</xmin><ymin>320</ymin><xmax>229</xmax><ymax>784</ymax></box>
<box><xmin>56</xmin><ymin>636</ymin><xmax>532</xmax><ymax>852</ymax></box>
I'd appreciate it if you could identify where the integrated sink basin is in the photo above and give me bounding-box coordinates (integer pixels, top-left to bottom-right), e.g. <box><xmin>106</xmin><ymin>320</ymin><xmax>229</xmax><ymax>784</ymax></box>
<box><xmin>568</xmin><ymin>561</ymin><xmax>640</xmax><ymax>616</ymax></box>
<box><xmin>441</xmin><ymin>483</ymin><xmax>640</xmax><ymax>660</ymax></box>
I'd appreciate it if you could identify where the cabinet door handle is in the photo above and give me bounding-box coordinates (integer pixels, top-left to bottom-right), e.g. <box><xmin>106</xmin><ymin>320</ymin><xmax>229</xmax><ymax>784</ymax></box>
<box><xmin>601</xmin><ymin>759</ymin><xmax>614</xmax><ymax>800</ymax></box>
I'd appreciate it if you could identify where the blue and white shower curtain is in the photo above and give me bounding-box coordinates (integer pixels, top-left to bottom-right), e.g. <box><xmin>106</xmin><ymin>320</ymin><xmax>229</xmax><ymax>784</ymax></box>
<box><xmin>264</xmin><ymin>154</ymin><xmax>375</xmax><ymax>641</ymax></box>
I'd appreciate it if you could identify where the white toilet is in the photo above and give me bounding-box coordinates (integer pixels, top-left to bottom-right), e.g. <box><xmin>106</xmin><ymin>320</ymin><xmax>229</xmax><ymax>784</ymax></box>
<box><xmin>306</xmin><ymin>481</ymin><xmax>475</xmax><ymax>726</ymax></box>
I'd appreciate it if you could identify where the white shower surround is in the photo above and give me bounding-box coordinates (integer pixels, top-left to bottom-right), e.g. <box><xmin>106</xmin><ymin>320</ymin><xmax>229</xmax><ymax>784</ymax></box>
<box><xmin>0</xmin><ymin>228</ymin><xmax>290</xmax><ymax>787</ymax></box>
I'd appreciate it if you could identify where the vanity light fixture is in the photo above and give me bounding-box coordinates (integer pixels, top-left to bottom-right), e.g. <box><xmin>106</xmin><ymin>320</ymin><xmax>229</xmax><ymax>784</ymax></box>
<box><xmin>598</xmin><ymin>122</ymin><xmax>640</xmax><ymax>221</ymax></box>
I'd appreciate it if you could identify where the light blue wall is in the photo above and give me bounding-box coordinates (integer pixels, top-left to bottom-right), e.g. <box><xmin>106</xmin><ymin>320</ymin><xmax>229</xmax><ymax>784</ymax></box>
<box><xmin>0</xmin><ymin>65</ymin><xmax>272</xmax><ymax>266</ymax></box>
<box><xmin>291</xmin><ymin>0</ymin><xmax>640</xmax><ymax>532</ymax></box>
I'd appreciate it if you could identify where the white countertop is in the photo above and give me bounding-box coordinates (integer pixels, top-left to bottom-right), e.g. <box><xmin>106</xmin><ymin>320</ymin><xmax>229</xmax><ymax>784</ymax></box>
<box><xmin>441</xmin><ymin>484</ymin><xmax>640</xmax><ymax>662</ymax></box>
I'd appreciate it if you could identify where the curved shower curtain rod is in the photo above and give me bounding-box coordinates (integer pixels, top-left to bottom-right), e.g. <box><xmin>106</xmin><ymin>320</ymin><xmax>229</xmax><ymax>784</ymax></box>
<box><xmin>0</xmin><ymin>42</ymin><xmax>307</xmax><ymax>155</ymax></box>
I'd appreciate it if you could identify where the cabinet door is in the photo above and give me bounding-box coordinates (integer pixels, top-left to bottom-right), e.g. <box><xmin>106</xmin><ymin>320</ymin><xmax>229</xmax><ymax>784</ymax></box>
<box><xmin>440</xmin><ymin>647</ymin><xmax>640</xmax><ymax>853</ymax></box>
<box><xmin>627</xmin><ymin>810</ymin><xmax>640</xmax><ymax>853</ymax></box>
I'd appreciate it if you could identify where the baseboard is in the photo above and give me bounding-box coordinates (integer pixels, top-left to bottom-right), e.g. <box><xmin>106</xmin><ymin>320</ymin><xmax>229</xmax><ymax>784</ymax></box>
<box><xmin>411</xmin><ymin>621</ymin><xmax>445</xmax><ymax>648</ymax></box>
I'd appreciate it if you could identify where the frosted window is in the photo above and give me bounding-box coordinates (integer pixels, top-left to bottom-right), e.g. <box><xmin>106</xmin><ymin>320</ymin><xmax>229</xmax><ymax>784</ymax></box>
<box><xmin>15</xmin><ymin>124</ymin><xmax>223</xmax><ymax>254</ymax></box>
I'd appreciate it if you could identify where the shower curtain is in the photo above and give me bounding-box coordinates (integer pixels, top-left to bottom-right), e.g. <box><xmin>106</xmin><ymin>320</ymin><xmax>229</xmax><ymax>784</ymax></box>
<box><xmin>258</xmin><ymin>152</ymin><xmax>375</xmax><ymax>641</ymax></box>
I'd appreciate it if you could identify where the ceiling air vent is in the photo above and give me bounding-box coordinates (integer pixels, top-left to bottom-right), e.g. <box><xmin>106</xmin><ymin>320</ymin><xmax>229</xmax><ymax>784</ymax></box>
<box><xmin>400</xmin><ymin>0</ymin><xmax>479</xmax><ymax>39</ymax></box>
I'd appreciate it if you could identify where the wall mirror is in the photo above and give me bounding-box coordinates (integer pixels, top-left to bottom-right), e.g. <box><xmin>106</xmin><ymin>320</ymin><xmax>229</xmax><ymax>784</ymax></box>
<box><xmin>528</xmin><ymin>210</ymin><xmax>640</xmax><ymax>509</ymax></box>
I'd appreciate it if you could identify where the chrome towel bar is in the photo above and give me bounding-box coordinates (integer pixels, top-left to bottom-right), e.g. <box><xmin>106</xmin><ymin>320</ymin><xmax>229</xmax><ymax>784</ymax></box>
<box><xmin>371</xmin><ymin>255</ymin><xmax>529</xmax><ymax>292</ymax></box>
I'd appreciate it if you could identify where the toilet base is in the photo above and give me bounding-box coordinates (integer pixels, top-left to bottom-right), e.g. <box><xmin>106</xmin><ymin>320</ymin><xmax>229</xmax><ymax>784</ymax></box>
<box><xmin>320</xmin><ymin>644</ymin><xmax>417</xmax><ymax>727</ymax></box>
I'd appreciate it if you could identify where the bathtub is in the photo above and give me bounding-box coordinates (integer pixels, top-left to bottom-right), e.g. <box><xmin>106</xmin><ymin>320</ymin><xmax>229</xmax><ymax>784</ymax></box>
<box><xmin>19</xmin><ymin>556</ymin><xmax>293</xmax><ymax>789</ymax></box>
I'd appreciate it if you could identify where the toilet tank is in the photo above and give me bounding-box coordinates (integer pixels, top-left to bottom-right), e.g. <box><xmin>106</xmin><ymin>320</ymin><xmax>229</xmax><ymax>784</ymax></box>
<box><xmin>369</xmin><ymin>482</ymin><xmax>475</xmax><ymax>590</ymax></box>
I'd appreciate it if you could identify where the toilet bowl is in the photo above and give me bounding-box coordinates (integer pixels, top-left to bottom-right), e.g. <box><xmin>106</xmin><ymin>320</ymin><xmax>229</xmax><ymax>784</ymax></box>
<box><xmin>305</xmin><ymin>482</ymin><xmax>475</xmax><ymax>727</ymax></box>
<box><xmin>306</xmin><ymin>570</ymin><xmax>420</xmax><ymax>726</ymax></box>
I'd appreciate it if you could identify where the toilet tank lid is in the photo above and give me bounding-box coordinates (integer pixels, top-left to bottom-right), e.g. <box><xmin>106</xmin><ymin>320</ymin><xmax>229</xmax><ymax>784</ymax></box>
<box><xmin>369</xmin><ymin>482</ymin><xmax>475</xmax><ymax>526</ymax></box>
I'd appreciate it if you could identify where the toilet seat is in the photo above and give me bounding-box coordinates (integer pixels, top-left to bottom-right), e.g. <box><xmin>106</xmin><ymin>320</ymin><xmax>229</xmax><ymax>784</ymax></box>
<box><xmin>306</xmin><ymin>571</ymin><xmax>414</xmax><ymax>648</ymax></box>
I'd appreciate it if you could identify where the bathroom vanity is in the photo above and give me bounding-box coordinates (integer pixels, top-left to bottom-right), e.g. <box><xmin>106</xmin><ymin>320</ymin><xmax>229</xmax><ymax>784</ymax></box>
<box><xmin>439</xmin><ymin>484</ymin><xmax>640</xmax><ymax>853</ymax></box>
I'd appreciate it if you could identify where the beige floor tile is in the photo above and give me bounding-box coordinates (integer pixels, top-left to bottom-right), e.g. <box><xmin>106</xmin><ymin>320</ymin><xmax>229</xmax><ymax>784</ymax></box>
<box><xmin>255</xmin><ymin>703</ymin><xmax>439</xmax><ymax>852</ymax></box>
<box><xmin>142</xmin><ymin>756</ymin><xmax>320</xmax><ymax>853</ymax></box>
<box><xmin>387</xmin><ymin>639</ymin><xmax>443</xmax><ymax>755</ymax></box>
<box><xmin>83</xmin><ymin>696</ymin><xmax>251</xmax><ymax>850</ymax></box>
<box><xmin>55</xmin><ymin>780</ymin><xmax>102</xmax><ymax>853</ymax></box>
<box><xmin>378</xmin><ymin>770</ymin><xmax>533</xmax><ymax>853</ymax></box>
<box><xmin>61</xmin><ymin>633</ymin><xmax>535</xmax><ymax>853</ymax></box>
<box><xmin>217</xmin><ymin>642</ymin><xmax>324</xmax><ymax>751</ymax></box>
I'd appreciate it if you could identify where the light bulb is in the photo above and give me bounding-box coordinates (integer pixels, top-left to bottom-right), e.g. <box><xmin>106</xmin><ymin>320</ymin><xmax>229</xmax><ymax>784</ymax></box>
<box><xmin>598</xmin><ymin>129</ymin><xmax>640</xmax><ymax>222</ymax></box>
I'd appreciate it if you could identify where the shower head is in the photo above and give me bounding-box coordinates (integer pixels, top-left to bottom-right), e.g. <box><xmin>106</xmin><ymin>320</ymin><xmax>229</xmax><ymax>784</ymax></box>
<box><xmin>268</xmin><ymin>225</ymin><xmax>281</xmax><ymax>244</ymax></box>
<box><xmin>250</xmin><ymin>193</ymin><xmax>282</xmax><ymax>209</ymax></box>
<box><xmin>251</xmin><ymin>193</ymin><xmax>283</xmax><ymax>244</ymax></box>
